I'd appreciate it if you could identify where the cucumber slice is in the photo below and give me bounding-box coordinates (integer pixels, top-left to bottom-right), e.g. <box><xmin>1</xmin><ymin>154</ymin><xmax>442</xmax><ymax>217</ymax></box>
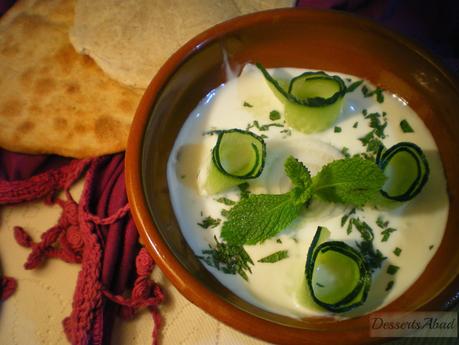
<box><xmin>204</xmin><ymin>129</ymin><xmax>266</xmax><ymax>194</ymax></box>
<box><xmin>305</xmin><ymin>226</ymin><xmax>371</xmax><ymax>312</ymax></box>
<box><xmin>256</xmin><ymin>64</ymin><xmax>347</xmax><ymax>133</ymax></box>
<box><xmin>376</xmin><ymin>142</ymin><xmax>429</xmax><ymax>201</ymax></box>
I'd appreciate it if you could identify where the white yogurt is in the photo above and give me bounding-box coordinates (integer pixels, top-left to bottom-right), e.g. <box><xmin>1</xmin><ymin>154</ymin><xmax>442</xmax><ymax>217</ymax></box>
<box><xmin>167</xmin><ymin>65</ymin><xmax>449</xmax><ymax>318</ymax></box>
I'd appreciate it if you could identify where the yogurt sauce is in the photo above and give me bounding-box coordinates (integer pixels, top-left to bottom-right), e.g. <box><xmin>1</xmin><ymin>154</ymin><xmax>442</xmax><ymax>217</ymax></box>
<box><xmin>167</xmin><ymin>64</ymin><xmax>449</xmax><ymax>318</ymax></box>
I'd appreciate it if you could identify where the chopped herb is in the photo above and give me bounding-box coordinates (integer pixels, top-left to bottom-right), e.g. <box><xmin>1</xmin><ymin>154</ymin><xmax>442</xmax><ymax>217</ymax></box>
<box><xmin>385</xmin><ymin>281</ymin><xmax>394</xmax><ymax>291</ymax></box>
<box><xmin>221</xmin><ymin>209</ymin><xmax>230</xmax><ymax>217</ymax></box>
<box><xmin>276</xmin><ymin>238</ymin><xmax>282</xmax><ymax>244</ymax></box>
<box><xmin>198</xmin><ymin>236</ymin><xmax>253</xmax><ymax>280</ymax></box>
<box><xmin>361</xmin><ymin>85</ymin><xmax>384</xmax><ymax>103</ymax></box>
<box><xmin>280</xmin><ymin>128</ymin><xmax>292</xmax><ymax>137</ymax></box>
<box><xmin>346</xmin><ymin>79</ymin><xmax>363</xmax><ymax>92</ymax></box>
<box><xmin>216</xmin><ymin>197</ymin><xmax>236</xmax><ymax>206</ymax></box>
<box><xmin>352</xmin><ymin>218</ymin><xmax>374</xmax><ymax>241</ymax></box>
<box><xmin>387</xmin><ymin>264</ymin><xmax>400</xmax><ymax>275</ymax></box>
<box><xmin>203</xmin><ymin>129</ymin><xmax>223</xmax><ymax>136</ymax></box>
<box><xmin>429</xmin><ymin>245</ymin><xmax>434</xmax><ymax>250</ymax></box>
<box><xmin>376</xmin><ymin>215</ymin><xmax>389</xmax><ymax>229</ymax></box>
<box><xmin>334</xmin><ymin>126</ymin><xmax>342</xmax><ymax>133</ymax></box>
<box><xmin>257</xmin><ymin>250</ymin><xmax>289</xmax><ymax>263</ymax></box>
<box><xmin>362</xmin><ymin>109</ymin><xmax>368</xmax><ymax>116</ymax></box>
<box><xmin>260</xmin><ymin>134</ymin><xmax>268</xmax><ymax>139</ymax></box>
<box><xmin>356</xmin><ymin>240</ymin><xmax>386</xmax><ymax>272</ymax></box>
<box><xmin>269</xmin><ymin>110</ymin><xmax>281</xmax><ymax>121</ymax></box>
<box><xmin>247</xmin><ymin>120</ymin><xmax>284</xmax><ymax>131</ymax></box>
<box><xmin>400</xmin><ymin>119</ymin><xmax>414</xmax><ymax>133</ymax></box>
<box><xmin>393</xmin><ymin>247</ymin><xmax>402</xmax><ymax>256</ymax></box>
<box><xmin>292</xmin><ymin>237</ymin><xmax>299</xmax><ymax>243</ymax></box>
<box><xmin>340</xmin><ymin>208</ymin><xmax>356</xmax><ymax>227</ymax></box>
<box><xmin>340</xmin><ymin>146</ymin><xmax>351</xmax><ymax>158</ymax></box>
<box><xmin>346</xmin><ymin>221</ymin><xmax>353</xmax><ymax>234</ymax></box>
<box><xmin>197</xmin><ymin>216</ymin><xmax>221</xmax><ymax>229</ymax></box>
<box><xmin>180</xmin><ymin>175</ymin><xmax>186</xmax><ymax>179</ymax></box>
<box><xmin>243</xmin><ymin>101</ymin><xmax>253</xmax><ymax>108</ymax></box>
<box><xmin>345</xmin><ymin>78</ymin><xmax>352</xmax><ymax>82</ymax></box>
<box><xmin>238</xmin><ymin>182</ymin><xmax>251</xmax><ymax>199</ymax></box>
<box><xmin>381</xmin><ymin>227</ymin><xmax>397</xmax><ymax>242</ymax></box>
<box><xmin>353</xmin><ymin>122</ymin><xmax>359</xmax><ymax>128</ymax></box>
<box><xmin>316</xmin><ymin>282</ymin><xmax>325</xmax><ymax>288</ymax></box>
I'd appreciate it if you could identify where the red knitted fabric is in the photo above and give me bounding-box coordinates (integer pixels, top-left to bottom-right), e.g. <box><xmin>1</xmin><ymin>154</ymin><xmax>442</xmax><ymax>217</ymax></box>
<box><xmin>0</xmin><ymin>276</ymin><xmax>16</xmax><ymax>302</ymax></box>
<box><xmin>0</xmin><ymin>153</ymin><xmax>163</xmax><ymax>345</ymax></box>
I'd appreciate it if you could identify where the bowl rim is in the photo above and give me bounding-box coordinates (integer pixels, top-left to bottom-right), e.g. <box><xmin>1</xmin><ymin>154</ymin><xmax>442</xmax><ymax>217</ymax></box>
<box><xmin>125</xmin><ymin>7</ymin><xmax>459</xmax><ymax>345</ymax></box>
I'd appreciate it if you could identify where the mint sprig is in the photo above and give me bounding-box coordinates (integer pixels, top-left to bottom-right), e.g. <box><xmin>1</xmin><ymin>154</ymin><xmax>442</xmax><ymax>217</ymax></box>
<box><xmin>221</xmin><ymin>157</ymin><xmax>311</xmax><ymax>245</ymax></box>
<box><xmin>221</xmin><ymin>156</ymin><xmax>386</xmax><ymax>245</ymax></box>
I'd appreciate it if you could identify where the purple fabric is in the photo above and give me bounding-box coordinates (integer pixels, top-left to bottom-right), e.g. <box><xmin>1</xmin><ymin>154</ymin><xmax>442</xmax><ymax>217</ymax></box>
<box><xmin>0</xmin><ymin>149</ymin><xmax>139</xmax><ymax>345</ymax></box>
<box><xmin>298</xmin><ymin>0</ymin><xmax>459</xmax><ymax>75</ymax></box>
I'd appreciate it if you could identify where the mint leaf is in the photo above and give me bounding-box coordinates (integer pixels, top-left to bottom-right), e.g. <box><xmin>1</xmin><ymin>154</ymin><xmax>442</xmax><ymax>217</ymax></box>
<box><xmin>221</xmin><ymin>193</ymin><xmax>302</xmax><ymax>245</ymax></box>
<box><xmin>284</xmin><ymin>156</ymin><xmax>312</xmax><ymax>205</ymax></box>
<box><xmin>312</xmin><ymin>157</ymin><xmax>386</xmax><ymax>207</ymax></box>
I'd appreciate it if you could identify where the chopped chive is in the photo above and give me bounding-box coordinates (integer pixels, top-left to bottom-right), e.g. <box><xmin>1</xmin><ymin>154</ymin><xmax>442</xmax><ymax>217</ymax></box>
<box><xmin>387</xmin><ymin>264</ymin><xmax>400</xmax><ymax>275</ymax></box>
<box><xmin>334</xmin><ymin>126</ymin><xmax>342</xmax><ymax>133</ymax></box>
<box><xmin>269</xmin><ymin>110</ymin><xmax>281</xmax><ymax>121</ymax></box>
<box><xmin>400</xmin><ymin>119</ymin><xmax>414</xmax><ymax>133</ymax></box>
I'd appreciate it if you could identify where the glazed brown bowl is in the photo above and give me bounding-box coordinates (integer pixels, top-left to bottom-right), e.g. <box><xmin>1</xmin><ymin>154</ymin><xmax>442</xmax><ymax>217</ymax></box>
<box><xmin>125</xmin><ymin>8</ymin><xmax>459</xmax><ymax>344</ymax></box>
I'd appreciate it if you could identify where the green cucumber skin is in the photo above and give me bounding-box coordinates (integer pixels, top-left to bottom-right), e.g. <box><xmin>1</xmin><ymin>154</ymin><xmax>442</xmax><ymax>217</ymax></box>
<box><xmin>212</xmin><ymin>129</ymin><xmax>266</xmax><ymax>179</ymax></box>
<box><xmin>256</xmin><ymin>63</ymin><xmax>347</xmax><ymax>134</ymax></box>
<box><xmin>376</xmin><ymin>142</ymin><xmax>429</xmax><ymax>202</ymax></box>
<box><xmin>305</xmin><ymin>227</ymin><xmax>371</xmax><ymax>313</ymax></box>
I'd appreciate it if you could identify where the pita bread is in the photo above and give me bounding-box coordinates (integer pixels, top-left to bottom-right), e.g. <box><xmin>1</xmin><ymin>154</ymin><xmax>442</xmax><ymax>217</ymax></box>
<box><xmin>70</xmin><ymin>0</ymin><xmax>295</xmax><ymax>89</ymax></box>
<box><xmin>0</xmin><ymin>0</ymin><xmax>142</xmax><ymax>158</ymax></box>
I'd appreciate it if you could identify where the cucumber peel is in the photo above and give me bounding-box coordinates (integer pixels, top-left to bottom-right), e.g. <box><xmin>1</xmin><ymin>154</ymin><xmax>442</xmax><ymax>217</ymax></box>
<box><xmin>376</xmin><ymin>142</ymin><xmax>429</xmax><ymax>201</ymax></box>
<box><xmin>305</xmin><ymin>226</ymin><xmax>371</xmax><ymax>312</ymax></box>
<box><xmin>256</xmin><ymin>64</ymin><xmax>347</xmax><ymax>133</ymax></box>
<box><xmin>204</xmin><ymin>129</ymin><xmax>266</xmax><ymax>194</ymax></box>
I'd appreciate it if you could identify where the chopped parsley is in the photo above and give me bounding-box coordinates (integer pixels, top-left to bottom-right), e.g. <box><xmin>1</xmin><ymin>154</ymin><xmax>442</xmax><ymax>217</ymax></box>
<box><xmin>393</xmin><ymin>247</ymin><xmax>402</xmax><ymax>256</ymax></box>
<box><xmin>356</xmin><ymin>240</ymin><xmax>386</xmax><ymax>273</ymax></box>
<box><xmin>199</xmin><ymin>236</ymin><xmax>253</xmax><ymax>280</ymax></box>
<box><xmin>376</xmin><ymin>215</ymin><xmax>389</xmax><ymax>229</ymax></box>
<box><xmin>387</xmin><ymin>264</ymin><xmax>400</xmax><ymax>275</ymax></box>
<box><xmin>334</xmin><ymin>126</ymin><xmax>342</xmax><ymax>133</ymax></box>
<box><xmin>400</xmin><ymin>119</ymin><xmax>414</xmax><ymax>133</ymax></box>
<box><xmin>257</xmin><ymin>250</ymin><xmax>289</xmax><ymax>263</ymax></box>
<box><xmin>353</xmin><ymin>121</ymin><xmax>359</xmax><ymax>128</ymax></box>
<box><xmin>269</xmin><ymin>110</ymin><xmax>281</xmax><ymax>121</ymax></box>
<box><xmin>197</xmin><ymin>216</ymin><xmax>221</xmax><ymax>229</ymax></box>
<box><xmin>243</xmin><ymin>101</ymin><xmax>253</xmax><ymax>108</ymax></box>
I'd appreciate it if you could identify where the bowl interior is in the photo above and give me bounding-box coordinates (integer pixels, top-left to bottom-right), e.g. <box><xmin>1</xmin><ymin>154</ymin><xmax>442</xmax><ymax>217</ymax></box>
<box><xmin>131</xmin><ymin>8</ymin><xmax>459</xmax><ymax>344</ymax></box>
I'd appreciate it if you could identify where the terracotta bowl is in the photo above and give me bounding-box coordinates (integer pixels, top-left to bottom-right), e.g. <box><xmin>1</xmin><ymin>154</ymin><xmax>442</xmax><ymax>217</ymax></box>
<box><xmin>125</xmin><ymin>8</ymin><xmax>459</xmax><ymax>345</ymax></box>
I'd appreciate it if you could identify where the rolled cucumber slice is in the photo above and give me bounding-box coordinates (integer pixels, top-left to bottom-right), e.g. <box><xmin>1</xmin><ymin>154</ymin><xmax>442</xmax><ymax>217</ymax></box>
<box><xmin>204</xmin><ymin>129</ymin><xmax>266</xmax><ymax>194</ymax></box>
<box><xmin>376</xmin><ymin>142</ymin><xmax>429</xmax><ymax>201</ymax></box>
<box><xmin>305</xmin><ymin>226</ymin><xmax>371</xmax><ymax>312</ymax></box>
<box><xmin>256</xmin><ymin>64</ymin><xmax>347</xmax><ymax>133</ymax></box>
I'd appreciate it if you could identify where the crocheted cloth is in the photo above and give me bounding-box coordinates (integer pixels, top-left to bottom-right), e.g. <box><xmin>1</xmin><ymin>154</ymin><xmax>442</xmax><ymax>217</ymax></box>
<box><xmin>0</xmin><ymin>149</ymin><xmax>164</xmax><ymax>345</ymax></box>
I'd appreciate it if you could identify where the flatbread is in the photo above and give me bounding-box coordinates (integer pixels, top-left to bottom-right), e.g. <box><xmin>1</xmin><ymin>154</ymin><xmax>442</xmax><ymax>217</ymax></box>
<box><xmin>70</xmin><ymin>0</ymin><xmax>295</xmax><ymax>89</ymax></box>
<box><xmin>0</xmin><ymin>0</ymin><xmax>142</xmax><ymax>158</ymax></box>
